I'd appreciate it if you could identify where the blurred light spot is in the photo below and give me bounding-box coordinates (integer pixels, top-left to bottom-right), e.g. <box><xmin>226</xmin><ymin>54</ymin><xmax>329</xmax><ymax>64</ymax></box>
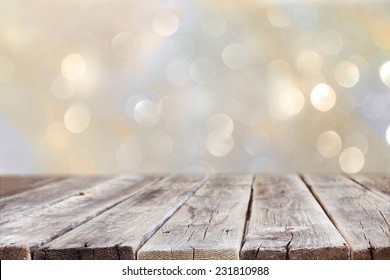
<box><xmin>318</xmin><ymin>30</ymin><xmax>343</xmax><ymax>55</ymax></box>
<box><xmin>386</xmin><ymin>126</ymin><xmax>390</xmax><ymax>146</ymax></box>
<box><xmin>316</xmin><ymin>131</ymin><xmax>342</xmax><ymax>158</ymax></box>
<box><xmin>51</xmin><ymin>74</ymin><xmax>75</xmax><ymax>99</ymax></box>
<box><xmin>206</xmin><ymin>113</ymin><xmax>234</xmax><ymax>157</ymax></box>
<box><xmin>111</xmin><ymin>32</ymin><xmax>137</xmax><ymax>57</ymax></box>
<box><xmin>68</xmin><ymin>149</ymin><xmax>94</xmax><ymax>173</ymax></box>
<box><xmin>380</xmin><ymin>61</ymin><xmax>390</xmax><ymax>87</ymax></box>
<box><xmin>207</xmin><ymin>113</ymin><xmax>234</xmax><ymax>139</ymax></box>
<box><xmin>166</xmin><ymin>58</ymin><xmax>191</xmax><ymax>85</ymax></box>
<box><xmin>126</xmin><ymin>94</ymin><xmax>146</xmax><ymax>120</ymax></box>
<box><xmin>64</xmin><ymin>104</ymin><xmax>91</xmax><ymax>133</ymax></box>
<box><xmin>311</xmin><ymin>83</ymin><xmax>336</xmax><ymax>112</ymax></box>
<box><xmin>207</xmin><ymin>135</ymin><xmax>233</xmax><ymax>157</ymax></box>
<box><xmin>267</xmin><ymin>60</ymin><xmax>292</xmax><ymax>87</ymax></box>
<box><xmin>267</xmin><ymin>8</ymin><xmax>292</xmax><ymax>28</ymax></box>
<box><xmin>222</xmin><ymin>43</ymin><xmax>248</xmax><ymax>69</ymax></box>
<box><xmin>296</xmin><ymin>50</ymin><xmax>322</xmax><ymax>76</ymax></box>
<box><xmin>134</xmin><ymin>100</ymin><xmax>160</xmax><ymax>127</ymax></box>
<box><xmin>153</xmin><ymin>11</ymin><xmax>179</xmax><ymax>36</ymax></box>
<box><xmin>168</xmin><ymin>35</ymin><xmax>194</xmax><ymax>57</ymax></box>
<box><xmin>116</xmin><ymin>143</ymin><xmax>143</xmax><ymax>170</ymax></box>
<box><xmin>190</xmin><ymin>58</ymin><xmax>216</xmax><ymax>84</ymax></box>
<box><xmin>0</xmin><ymin>56</ymin><xmax>15</xmax><ymax>83</ymax></box>
<box><xmin>344</xmin><ymin>133</ymin><xmax>368</xmax><ymax>155</ymax></box>
<box><xmin>269</xmin><ymin>87</ymin><xmax>305</xmax><ymax>120</ymax></box>
<box><xmin>61</xmin><ymin>53</ymin><xmax>86</xmax><ymax>80</ymax></box>
<box><xmin>147</xmin><ymin>131</ymin><xmax>173</xmax><ymax>158</ymax></box>
<box><xmin>334</xmin><ymin>61</ymin><xmax>359</xmax><ymax>88</ymax></box>
<box><xmin>46</xmin><ymin>122</ymin><xmax>71</xmax><ymax>149</ymax></box>
<box><xmin>339</xmin><ymin>147</ymin><xmax>365</xmax><ymax>174</ymax></box>
<box><xmin>201</xmin><ymin>12</ymin><xmax>226</xmax><ymax>37</ymax></box>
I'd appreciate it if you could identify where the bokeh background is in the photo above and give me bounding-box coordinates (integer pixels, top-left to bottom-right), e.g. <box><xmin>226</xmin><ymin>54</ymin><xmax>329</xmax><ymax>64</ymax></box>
<box><xmin>1</xmin><ymin>0</ymin><xmax>389</xmax><ymax>174</ymax></box>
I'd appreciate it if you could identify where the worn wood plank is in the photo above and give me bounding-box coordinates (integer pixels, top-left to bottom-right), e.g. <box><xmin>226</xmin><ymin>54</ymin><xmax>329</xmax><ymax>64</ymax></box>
<box><xmin>0</xmin><ymin>175</ymin><xmax>159</xmax><ymax>259</ymax></box>
<box><xmin>349</xmin><ymin>174</ymin><xmax>390</xmax><ymax>202</ymax></box>
<box><xmin>303</xmin><ymin>174</ymin><xmax>390</xmax><ymax>260</ymax></box>
<box><xmin>138</xmin><ymin>175</ymin><xmax>253</xmax><ymax>260</ymax></box>
<box><xmin>241</xmin><ymin>175</ymin><xmax>349</xmax><ymax>260</ymax></box>
<box><xmin>0</xmin><ymin>176</ymin><xmax>68</xmax><ymax>197</ymax></box>
<box><xmin>34</xmin><ymin>175</ymin><xmax>207</xmax><ymax>260</ymax></box>
<box><xmin>0</xmin><ymin>176</ymin><xmax>110</xmax><ymax>224</ymax></box>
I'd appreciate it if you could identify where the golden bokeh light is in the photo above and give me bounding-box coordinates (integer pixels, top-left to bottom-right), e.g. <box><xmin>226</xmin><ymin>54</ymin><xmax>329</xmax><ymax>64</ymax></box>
<box><xmin>64</xmin><ymin>104</ymin><xmax>91</xmax><ymax>133</ymax></box>
<box><xmin>310</xmin><ymin>83</ymin><xmax>336</xmax><ymax>112</ymax></box>
<box><xmin>380</xmin><ymin>61</ymin><xmax>390</xmax><ymax>87</ymax></box>
<box><xmin>61</xmin><ymin>54</ymin><xmax>86</xmax><ymax>80</ymax></box>
<box><xmin>334</xmin><ymin>61</ymin><xmax>359</xmax><ymax>88</ymax></box>
<box><xmin>1</xmin><ymin>1</ymin><xmax>390</xmax><ymax>174</ymax></box>
<box><xmin>316</xmin><ymin>131</ymin><xmax>342</xmax><ymax>158</ymax></box>
<box><xmin>339</xmin><ymin>147</ymin><xmax>365</xmax><ymax>174</ymax></box>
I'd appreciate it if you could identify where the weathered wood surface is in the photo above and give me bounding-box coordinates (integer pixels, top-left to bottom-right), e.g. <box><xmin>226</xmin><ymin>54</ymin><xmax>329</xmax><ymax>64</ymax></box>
<box><xmin>0</xmin><ymin>176</ymin><xmax>109</xmax><ymax>224</ymax></box>
<box><xmin>34</xmin><ymin>176</ymin><xmax>207</xmax><ymax>260</ymax></box>
<box><xmin>241</xmin><ymin>175</ymin><xmax>349</xmax><ymax>260</ymax></box>
<box><xmin>303</xmin><ymin>174</ymin><xmax>390</xmax><ymax>260</ymax></box>
<box><xmin>0</xmin><ymin>175</ymin><xmax>159</xmax><ymax>259</ymax></box>
<box><xmin>0</xmin><ymin>174</ymin><xmax>389</xmax><ymax>260</ymax></box>
<box><xmin>0</xmin><ymin>176</ymin><xmax>68</xmax><ymax>197</ymax></box>
<box><xmin>138</xmin><ymin>175</ymin><xmax>252</xmax><ymax>260</ymax></box>
<box><xmin>349</xmin><ymin>174</ymin><xmax>390</xmax><ymax>202</ymax></box>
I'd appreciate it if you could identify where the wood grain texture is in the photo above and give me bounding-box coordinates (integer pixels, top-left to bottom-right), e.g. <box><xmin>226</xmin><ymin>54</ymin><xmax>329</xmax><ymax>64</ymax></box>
<box><xmin>0</xmin><ymin>175</ymin><xmax>159</xmax><ymax>259</ymax></box>
<box><xmin>35</xmin><ymin>175</ymin><xmax>207</xmax><ymax>260</ymax></box>
<box><xmin>0</xmin><ymin>176</ymin><xmax>109</xmax><ymax>224</ymax></box>
<box><xmin>349</xmin><ymin>174</ymin><xmax>390</xmax><ymax>202</ymax></box>
<box><xmin>241</xmin><ymin>175</ymin><xmax>349</xmax><ymax>260</ymax></box>
<box><xmin>303</xmin><ymin>174</ymin><xmax>390</xmax><ymax>260</ymax></box>
<box><xmin>0</xmin><ymin>176</ymin><xmax>67</xmax><ymax>197</ymax></box>
<box><xmin>138</xmin><ymin>175</ymin><xmax>253</xmax><ymax>260</ymax></box>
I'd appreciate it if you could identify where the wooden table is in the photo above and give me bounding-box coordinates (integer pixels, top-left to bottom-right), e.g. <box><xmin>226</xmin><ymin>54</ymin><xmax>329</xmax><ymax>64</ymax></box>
<box><xmin>0</xmin><ymin>174</ymin><xmax>389</xmax><ymax>260</ymax></box>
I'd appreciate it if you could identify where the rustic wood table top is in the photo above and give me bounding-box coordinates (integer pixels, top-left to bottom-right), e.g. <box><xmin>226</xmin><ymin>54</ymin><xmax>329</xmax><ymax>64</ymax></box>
<box><xmin>0</xmin><ymin>174</ymin><xmax>389</xmax><ymax>260</ymax></box>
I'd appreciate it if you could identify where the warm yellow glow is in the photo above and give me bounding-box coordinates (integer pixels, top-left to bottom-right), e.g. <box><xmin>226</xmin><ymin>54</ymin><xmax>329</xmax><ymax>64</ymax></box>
<box><xmin>339</xmin><ymin>147</ymin><xmax>365</xmax><ymax>174</ymax></box>
<box><xmin>296</xmin><ymin>50</ymin><xmax>322</xmax><ymax>76</ymax></box>
<box><xmin>334</xmin><ymin>61</ymin><xmax>359</xmax><ymax>88</ymax></box>
<box><xmin>310</xmin><ymin>83</ymin><xmax>336</xmax><ymax>112</ymax></box>
<box><xmin>61</xmin><ymin>54</ymin><xmax>86</xmax><ymax>80</ymax></box>
<box><xmin>380</xmin><ymin>61</ymin><xmax>390</xmax><ymax>87</ymax></box>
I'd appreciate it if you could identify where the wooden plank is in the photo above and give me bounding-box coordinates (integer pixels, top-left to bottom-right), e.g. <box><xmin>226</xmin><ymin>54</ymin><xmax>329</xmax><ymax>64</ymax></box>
<box><xmin>34</xmin><ymin>175</ymin><xmax>207</xmax><ymax>260</ymax></box>
<box><xmin>349</xmin><ymin>174</ymin><xmax>390</xmax><ymax>202</ymax></box>
<box><xmin>303</xmin><ymin>174</ymin><xmax>390</xmax><ymax>260</ymax></box>
<box><xmin>0</xmin><ymin>175</ymin><xmax>159</xmax><ymax>259</ymax></box>
<box><xmin>241</xmin><ymin>175</ymin><xmax>349</xmax><ymax>260</ymax></box>
<box><xmin>0</xmin><ymin>176</ymin><xmax>67</xmax><ymax>197</ymax></box>
<box><xmin>0</xmin><ymin>176</ymin><xmax>110</xmax><ymax>224</ymax></box>
<box><xmin>138</xmin><ymin>175</ymin><xmax>253</xmax><ymax>260</ymax></box>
